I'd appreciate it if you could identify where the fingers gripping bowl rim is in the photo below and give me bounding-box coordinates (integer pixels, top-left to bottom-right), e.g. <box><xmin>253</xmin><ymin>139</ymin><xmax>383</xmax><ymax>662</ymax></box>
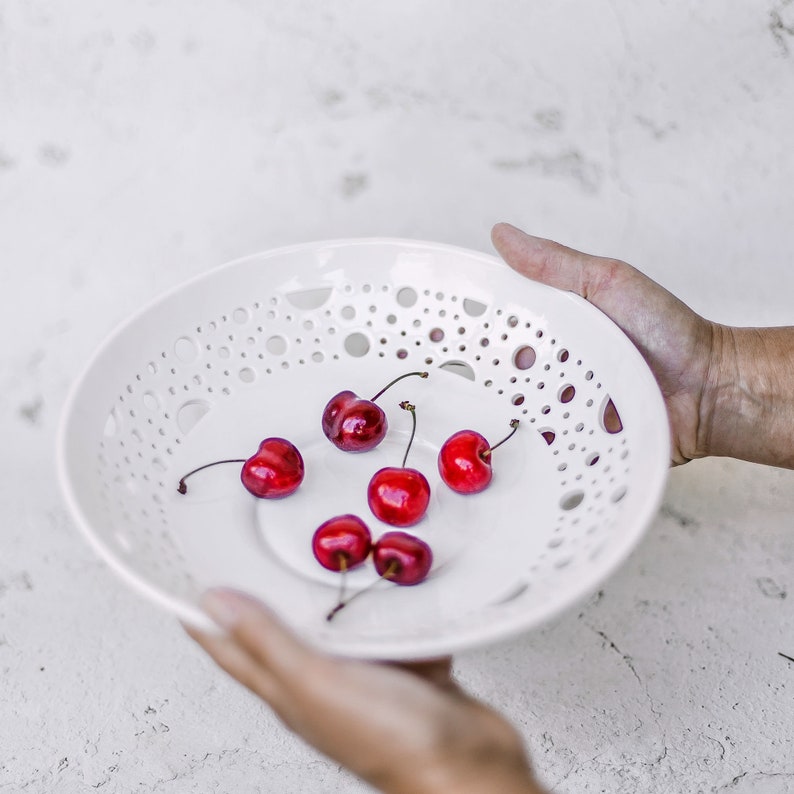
<box><xmin>57</xmin><ymin>238</ymin><xmax>670</xmax><ymax>660</ymax></box>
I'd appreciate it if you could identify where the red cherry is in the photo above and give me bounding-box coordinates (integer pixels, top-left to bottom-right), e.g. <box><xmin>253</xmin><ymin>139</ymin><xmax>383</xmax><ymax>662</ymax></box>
<box><xmin>312</xmin><ymin>514</ymin><xmax>372</xmax><ymax>571</ymax></box>
<box><xmin>322</xmin><ymin>392</ymin><xmax>387</xmax><ymax>453</ymax></box>
<box><xmin>438</xmin><ymin>420</ymin><xmax>519</xmax><ymax>495</ymax></box>
<box><xmin>322</xmin><ymin>371</ymin><xmax>428</xmax><ymax>452</ymax></box>
<box><xmin>316</xmin><ymin>515</ymin><xmax>374</xmax><ymax>622</ymax></box>
<box><xmin>367</xmin><ymin>401</ymin><xmax>430</xmax><ymax>526</ymax></box>
<box><xmin>177</xmin><ymin>437</ymin><xmax>304</xmax><ymax>498</ymax></box>
<box><xmin>438</xmin><ymin>430</ymin><xmax>491</xmax><ymax>494</ymax></box>
<box><xmin>240</xmin><ymin>438</ymin><xmax>304</xmax><ymax>498</ymax></box>
<box><xmin>373</xmin><ymin>531</ymin><xmax>433</xmax><ymax>585</ymax></box>
<box><xmin>367</xmin><ymin>467</ymin><xmax>430</xmax><ymax>527</ymax></box>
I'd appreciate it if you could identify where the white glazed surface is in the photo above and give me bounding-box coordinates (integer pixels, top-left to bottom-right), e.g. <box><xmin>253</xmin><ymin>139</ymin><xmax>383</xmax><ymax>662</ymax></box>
<box><xmin>58</xmin><ymin>239</ymin><xmax>669</xmax><ymax>658</ymax></box>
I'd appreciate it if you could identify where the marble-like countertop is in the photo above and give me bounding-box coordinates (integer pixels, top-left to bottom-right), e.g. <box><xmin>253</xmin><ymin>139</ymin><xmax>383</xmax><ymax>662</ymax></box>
<box><xmin>2</xmin><ymin>2</ymin><xmax>792</xmax><ymax>791</ymax></box>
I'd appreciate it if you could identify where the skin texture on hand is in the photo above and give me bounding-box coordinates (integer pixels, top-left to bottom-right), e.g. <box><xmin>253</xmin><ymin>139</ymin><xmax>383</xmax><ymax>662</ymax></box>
<box><xmin>492</xmin><ymin>222</ymin><xmax>717</xmax><ymax>465</ymax></box>
<box><xmin>185</xmin><ymin>589</ymin><xmax>545</xmax><ymax>794</ymax></box>
<box><xmin>703</xmin><ymin>325</ymin><xmax>794</xmax><ymax>468</ymax></box>
<box><xmin>492</xmin><ymin>223</ymin><xmax>794</xmax><ymax>469</ymax></box>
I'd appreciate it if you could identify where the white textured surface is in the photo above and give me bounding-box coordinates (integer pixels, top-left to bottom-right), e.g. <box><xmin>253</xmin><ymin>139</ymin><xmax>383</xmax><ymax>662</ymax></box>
<box><xmin>2</xmin><ymin>2</ymin><xmax>793</xmax><ymax>791</ymax></box>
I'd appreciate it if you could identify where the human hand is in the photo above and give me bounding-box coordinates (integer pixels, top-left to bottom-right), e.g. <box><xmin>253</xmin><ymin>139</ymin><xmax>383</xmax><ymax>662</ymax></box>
<box><xmin>185</xmin><ymin>588</ymin><xmax>544</xmax><ymax>794</ymax></box>
<box><xmin>491</xmin><ymin>222</ymin><xmax>719</xmax><ymax>466</ymax></box>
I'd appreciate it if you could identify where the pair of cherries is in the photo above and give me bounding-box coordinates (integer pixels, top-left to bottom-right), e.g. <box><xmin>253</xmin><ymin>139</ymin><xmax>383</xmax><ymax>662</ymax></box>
<box><xmin>312</xmin><ymin>515</ymin><xmax>432</xmax><ymax>620</ymax></box>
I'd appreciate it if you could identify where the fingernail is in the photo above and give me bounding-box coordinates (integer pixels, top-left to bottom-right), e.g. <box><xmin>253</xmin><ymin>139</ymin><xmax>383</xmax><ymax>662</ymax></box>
<box><xmin>201</xmin><ymin>588</ymin><xmax>248</xmax><ymax>630</ymax></box>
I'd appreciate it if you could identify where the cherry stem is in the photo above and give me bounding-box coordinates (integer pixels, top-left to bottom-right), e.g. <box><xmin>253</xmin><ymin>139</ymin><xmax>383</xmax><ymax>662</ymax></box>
<box><xmin>399</xmin><ymin>401</ymin><xmax>417</xmax><ymax>468</ymax></box>
<box><xmin>480</xmin><ymin>419</ymin><xmax>520</xmax><ymax>460</ymax></box>
<box><xmin>177</xmin><ymin>459</ymin><xmax>246</xmax><ymax>494</ymax></box>
<box><xmin>370</xmin><ymin>371</ymin><xmax>428</xmax><ymax>402</ymax></box>
<box><xmin>336</xmin><ymin>554</ymin><xmax>348</xmax><ymax>606</ymax></box>
<box><xmin>326</xmin><ymin>559</ymin><xmax>399</xmax><ymax>622</ymax></box>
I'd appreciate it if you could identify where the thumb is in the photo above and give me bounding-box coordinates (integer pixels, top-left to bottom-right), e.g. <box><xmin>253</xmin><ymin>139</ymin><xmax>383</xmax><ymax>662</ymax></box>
<box><xmin>200</xmin><ymin>587</ymin><xmax>312</xmax><ymax>679</ymax></box>
<box><xmin>491</xmin><ymin>222</ymin><xmax>611</xmax><ymax>301</ymax></box>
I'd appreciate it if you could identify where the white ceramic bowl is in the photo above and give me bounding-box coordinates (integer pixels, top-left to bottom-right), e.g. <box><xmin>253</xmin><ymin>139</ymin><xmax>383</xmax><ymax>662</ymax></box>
<box><xmin>57</xmin><ymin>238</ymin><xmax>669</xmax><ymax>659</ymax></box>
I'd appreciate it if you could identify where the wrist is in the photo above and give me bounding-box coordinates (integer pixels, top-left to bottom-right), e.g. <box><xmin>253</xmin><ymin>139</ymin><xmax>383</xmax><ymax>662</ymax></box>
<box><xmin>700</xmin><ymin>324</ymin><xmax>794</xmax><ymax>467</ymax></box>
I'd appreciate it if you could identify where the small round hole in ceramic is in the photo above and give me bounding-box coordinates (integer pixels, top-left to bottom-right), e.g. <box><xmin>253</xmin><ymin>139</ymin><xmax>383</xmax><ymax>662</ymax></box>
<box><xmin>57</xmin><ymin>238</ymin><xmax>669</xmax><ymax>660</ymax></box>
